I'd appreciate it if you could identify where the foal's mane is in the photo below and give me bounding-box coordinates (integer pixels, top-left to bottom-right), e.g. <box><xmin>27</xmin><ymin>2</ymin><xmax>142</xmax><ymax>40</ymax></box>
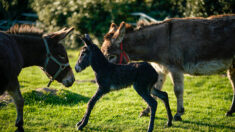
<box><xmin>6</xmin><ymin>24</ymin><xmax>44</xmax><ymax>37</ymax></box>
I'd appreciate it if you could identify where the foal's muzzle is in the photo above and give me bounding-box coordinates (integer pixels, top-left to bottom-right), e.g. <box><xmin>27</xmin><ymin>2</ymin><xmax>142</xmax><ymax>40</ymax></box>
<box><xmin>75</xmin><ymin>64</ymin><xmax>82</xmax><ymax>73</ymax></box>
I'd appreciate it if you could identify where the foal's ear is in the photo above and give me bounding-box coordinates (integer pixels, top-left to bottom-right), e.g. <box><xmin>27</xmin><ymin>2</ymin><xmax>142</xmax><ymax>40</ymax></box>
<box><xmin>81</xmin><ymin>34</ymin><xmax>93</xmax><ymax>46</ymax></box>
<box><xmin>46</xmin><ymin>27</ymin><xmax>74</xmax><ymax>41</ymax></box>
<box><xmin>108</xmin><ymin>23</ymin><xmax>118</xmax><ymax>33</ymax></box>
<box><xmin>112</xmin><ymin>21</ymin><xmax>126</xmax><ymax>45</ymax></box>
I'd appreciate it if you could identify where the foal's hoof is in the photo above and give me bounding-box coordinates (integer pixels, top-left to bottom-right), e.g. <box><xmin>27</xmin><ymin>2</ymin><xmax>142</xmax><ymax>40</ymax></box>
<box><xmin>226</xmin><ymin>111</ymin><xmax>233</xmax><ymax>116</ymax></box>
<box><xmin>174</xmin><ymin>115</ymin><xmax>182</xmax><ymax>121</ymax></box>
<box><xmin>139</xmin><ymin>112</ymin><xmax>149</xmax><ymax>117</ymax></box>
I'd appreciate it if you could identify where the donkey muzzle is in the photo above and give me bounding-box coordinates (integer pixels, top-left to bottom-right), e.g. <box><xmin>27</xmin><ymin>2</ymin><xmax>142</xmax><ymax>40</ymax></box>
<box><xmin>62</xmin><ymin>69</ymin><xmax>75</xmax><ymax>87</ymax></box>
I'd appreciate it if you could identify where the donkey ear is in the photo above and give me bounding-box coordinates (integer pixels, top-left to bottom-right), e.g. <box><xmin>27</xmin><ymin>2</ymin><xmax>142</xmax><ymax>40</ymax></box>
<box><xmin>108</xmin><ymin>23</ymin><xmax>118</xmax><ymax>33</ymax></box>
<box><xmin>47</xmin><ymin>27</ymin><xmax>74</xmax><ymax>41</ymax></box>
<box><xmin>112</xmin><ymin>21</ymin><xmax>126</xmax><ymax>45</ymax></box>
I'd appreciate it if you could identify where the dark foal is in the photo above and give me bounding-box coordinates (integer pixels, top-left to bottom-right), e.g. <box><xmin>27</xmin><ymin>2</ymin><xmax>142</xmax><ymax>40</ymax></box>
<box><xmin>75</xmin><ymin>34</ymin><xmax>172</xmax><ymax>132</ymax></box>
<box><xmin>0</xmin><ymin>24</ymin><xmax>75</xmax><ymax>131</ymax></box>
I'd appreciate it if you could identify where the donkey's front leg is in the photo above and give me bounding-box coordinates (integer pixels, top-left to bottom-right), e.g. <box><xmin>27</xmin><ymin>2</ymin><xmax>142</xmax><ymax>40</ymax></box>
<box><xmin>7</xmin><ymin>80</ymin><xmax>24</xmax><ymax>132</ymax></box>
<box><xmin>170</xmin><ymin>71</ymin><xmax>184</xmax><ymax>121</ymax></box>
<box><xmin>139</xmin><ymin>72</ymin><xmax>167</xmax><ymax>117</ymax></box>
<box><xmin>77</xmin><ymin>89</ymin><xmax>105</xmax><ymax>130</ymax></box>
<box><xmin>226</xmin><ymin>68</ymin><xmax>235</xmax><ymax>116</ymax></box>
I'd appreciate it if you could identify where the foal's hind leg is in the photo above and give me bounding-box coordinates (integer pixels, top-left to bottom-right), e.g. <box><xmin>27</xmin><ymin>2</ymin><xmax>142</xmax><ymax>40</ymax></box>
<box><xmin>134</xmin><ymin>83</ymin><xmax>157</xmax><ymax>132</ymax></box>
<box><xmin>151</xmin><ymin>88</ymin><xmax>173</xmax><ymax>126</ymax></box>
<box><xmin>226</xmin><ymin>67</ymin><xmax>235</xmax><ymax>116</ymax></box>
<box><xmin>7</xmin><ymin>79</ymin><xmax>24</xmax><ymax>132</ymax></box>
<box><xmin>140</xmin><ymin>73</ymin><xmax>167</xmax><ymax>117</ymax></box>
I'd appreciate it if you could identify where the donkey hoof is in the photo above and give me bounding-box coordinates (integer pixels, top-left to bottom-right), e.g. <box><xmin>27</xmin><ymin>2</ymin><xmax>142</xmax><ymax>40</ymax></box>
<box><xmin>139</xmin><ymin>112</ymin><xmax>149</xmax><ymax>117</ymax></box>
<box><xmin>226</xmin><ymin>111</ymin><xmax>233</xmax><ymax>116</ymax></box>
<box><xmin>174</xmin><ymin>115</ymin><xmax>182</xmax><ymax>121</ymax></box>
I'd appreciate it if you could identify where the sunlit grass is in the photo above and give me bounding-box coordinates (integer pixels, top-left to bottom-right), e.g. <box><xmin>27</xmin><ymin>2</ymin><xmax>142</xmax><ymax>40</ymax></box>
<box><xmin>0</xmin><ymin>50</ymin><xmax>234</xmax><ymax>131</ymax></box>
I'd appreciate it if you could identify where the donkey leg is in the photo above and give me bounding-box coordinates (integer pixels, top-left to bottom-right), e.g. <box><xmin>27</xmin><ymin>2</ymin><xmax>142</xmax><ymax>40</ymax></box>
<box><xmin>226</xmin><ymin>68</ymin><xmax>235</xmax><ymax>116</ymax></box>
<box><xmin>134</xmin><ymin>84</ymin><xmax>157</xmax><ymax>132</ymax></box>
<box><xmin>151</xmin><ymin>88</ymin><xmax>172</xmax><ymax>126</ymax></box>
<box><xmin>170</xmin><ymin>71</ymin><xmax>184</xmax><ymax>121</ymax></box>
<box><xmin>140</xmin><ymin>72</ymin><xmax>167</xmax><ymax>117</ymax></box>
<box><xmin>77</xmin><ymin>89</ymin><xmax>105</xmax><ymax>130</ymax></box>
<box><xmin>7</xmin><ymin>80</ymin><xmax>24</xmax><ymax>132</ymax></box>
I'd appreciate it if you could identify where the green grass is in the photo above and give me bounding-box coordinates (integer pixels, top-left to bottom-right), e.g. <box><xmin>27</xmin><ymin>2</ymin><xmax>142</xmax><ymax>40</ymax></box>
<box><xmin>0</xmin><ymin>50</ymin><xmax>235</xmax><ymax>132</ymax></box>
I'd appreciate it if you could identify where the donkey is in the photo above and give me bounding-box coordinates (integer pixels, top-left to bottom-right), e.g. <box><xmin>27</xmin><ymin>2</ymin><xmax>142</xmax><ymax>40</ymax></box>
<box><xmin>0</xmin><ymin>24</ymin><xmax>75</xmax><ymax>131</ymax></box>
<box><xmin>101</xmin><ymin>14</ymin><xmax>235</xmax><ymax>121</ymax></box>
<box><xmin>75</xmin><ymin>34</ymin><xmax>172</xmax><ymax>132</ymax></box>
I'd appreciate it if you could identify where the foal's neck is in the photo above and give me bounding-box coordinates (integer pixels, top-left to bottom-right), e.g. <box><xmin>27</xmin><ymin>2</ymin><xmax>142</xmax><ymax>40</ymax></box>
<box><xmin>90</xmin><ymin>46</ymin><xmax>109</xmax><ymax>73</ymax></box>
<box><xmin>12</xmin><ymin>35</ymin><xmax>46</xmax><ymax>68</ymax></box>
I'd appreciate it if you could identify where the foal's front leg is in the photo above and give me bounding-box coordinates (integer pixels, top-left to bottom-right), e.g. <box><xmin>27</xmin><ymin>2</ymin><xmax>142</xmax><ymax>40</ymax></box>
<box><xmin>77</xmin><ymin>88</ymin><xmax>105</xmax><ymax>130</ymax></box>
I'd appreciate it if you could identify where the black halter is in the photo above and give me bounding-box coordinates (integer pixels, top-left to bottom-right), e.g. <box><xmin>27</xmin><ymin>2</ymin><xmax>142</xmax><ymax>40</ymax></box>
<box><xmin>42</xmin><ymin>38</ymin><xmax>69</xmax><ymax>87</ymax></box>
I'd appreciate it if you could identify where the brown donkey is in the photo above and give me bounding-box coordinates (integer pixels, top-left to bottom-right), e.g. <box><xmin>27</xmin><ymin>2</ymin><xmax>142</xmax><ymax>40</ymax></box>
<box><xmin>101</xmin><ymin>14</ymin><xmax>235</xmax><ymax>121</ymax></box>
<box><xmin>0</xmin><ymin>24</ymin><xmax>75</xmax><ymax>131</ymax></box>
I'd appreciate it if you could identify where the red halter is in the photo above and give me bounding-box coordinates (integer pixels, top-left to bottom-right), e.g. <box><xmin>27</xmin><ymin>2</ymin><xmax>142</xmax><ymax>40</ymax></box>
<box><xmin>119</xmin><ymin>42</ymin><xmax>129</xmax><ymax>64</ymax></box>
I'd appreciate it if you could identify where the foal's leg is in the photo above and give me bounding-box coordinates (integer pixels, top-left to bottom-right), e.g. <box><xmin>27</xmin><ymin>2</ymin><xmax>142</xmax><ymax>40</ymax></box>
<box><xmin>151</xmin><ymin>88</ymin><xmax>172</xmax><ymax>126</ymax></box>
<box><xmin>170</xmin><ymin>71</ymin><xmax>184</xmax><ymax>121</ymax></box>
<box><xmin>226</xmin><ymin>67</ymin><xmax>235</xmax><ymax>116</ymax></box>
<box><xmin>77</xmin><ymin>88</ymin><xmax>106</xmax><ymax>130</ymax></box>
<box><xmin>134</xmin><ymin>83</ymin><xmax>157</xmax><ymax>132</ymax></box>
<box><xmin>140</xmin><ymin>72</ymin><xmax>167</xmax><ymax>117</ymax></box>
<box><xmin>7</xmin><ymin>80</ymin><xmax>24</xmax><ymax>132</ymax></box>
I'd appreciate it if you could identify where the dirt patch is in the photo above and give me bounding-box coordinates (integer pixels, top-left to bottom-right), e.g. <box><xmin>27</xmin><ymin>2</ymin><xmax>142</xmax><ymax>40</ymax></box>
<box><xmin>0</xmin><ymin>92</ymin><xmax>12</xmax><ymax>107</ymax></box>
<box><xmin>76</xmin><ymin>79</ymin><xmax>96</xmax><ymax>84</ymax></box>
<box><xmin>35</xmin><ymin>87</ymin><xmax>58</xmax><ymax>95</ymax></box>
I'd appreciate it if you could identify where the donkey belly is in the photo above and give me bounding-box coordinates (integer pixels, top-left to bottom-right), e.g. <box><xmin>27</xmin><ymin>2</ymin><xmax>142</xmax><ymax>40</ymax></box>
<box><xmin>183</xmin><ymin>59</ymin><xmax>233</xmax><ymax>75</ymax></box>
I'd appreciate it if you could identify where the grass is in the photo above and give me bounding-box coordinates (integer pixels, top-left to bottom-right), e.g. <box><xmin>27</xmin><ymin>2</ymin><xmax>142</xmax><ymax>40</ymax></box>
<box><xmin>0</xmin><ymin>49</ymin><xmax>235</xmax><ymax>132</ymax></box>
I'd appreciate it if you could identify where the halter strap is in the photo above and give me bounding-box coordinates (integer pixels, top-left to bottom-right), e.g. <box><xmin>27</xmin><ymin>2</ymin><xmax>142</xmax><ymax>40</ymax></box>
<box><xmin>119</xmin><ymin>42</ymin><xmax>129</xmax><ymax>64</ymax></box>
<box><xmin>42</xmin><ymin>38</ymin><xmax>69</xmax><ymax>87</ymax></box>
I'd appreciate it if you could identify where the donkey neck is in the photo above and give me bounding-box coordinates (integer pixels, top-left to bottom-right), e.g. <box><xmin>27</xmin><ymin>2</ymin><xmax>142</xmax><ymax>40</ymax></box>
<box><xmin>90</xmin><ymin>46</ymin><xmax>109</xmax><ymax>73</ymax></box>
<box><xmin>123</xmin><ymin>23</ymin><xmax>170</xmax><ymax>63</ymax></box>
<box><xmin>12</xmin><ymin>35</ymin><xmax>46</xmax><ymax>68</ymax></box>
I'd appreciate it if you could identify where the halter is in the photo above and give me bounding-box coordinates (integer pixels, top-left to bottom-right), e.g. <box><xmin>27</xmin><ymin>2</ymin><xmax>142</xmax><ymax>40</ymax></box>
<box><xmin>119</xmin><ymin>42</ymin><xmax>129</xmax><ymax>64</ymax></box>
<box><xmin>43</xmin><ymin>38</ymin><xmax>70</xmax><ymax>87</ymax></box>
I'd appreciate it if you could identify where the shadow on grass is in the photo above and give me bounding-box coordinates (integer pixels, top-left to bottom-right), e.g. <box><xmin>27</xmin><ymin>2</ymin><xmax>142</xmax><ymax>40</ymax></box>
<box><xmin>172</xmin><ymin>119</ymin><xmax>235</xmax><ymax>130</ymax></box>
<box><xmin>23</xmin><ymin>89</ymin><xmax>90</xmax><ymax>106</ymax></box>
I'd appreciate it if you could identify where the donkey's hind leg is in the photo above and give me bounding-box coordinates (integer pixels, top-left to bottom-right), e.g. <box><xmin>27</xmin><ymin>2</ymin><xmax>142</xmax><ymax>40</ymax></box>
<box><xmin>134</xmin><ymin>83</ymin><xmax>157</xmax><ymax>132</ymax></box>
<box><xmin>151</xmin><ymin>88</ymin><xmax>173</xmax><ymax>126</ymax></box>
<box><xmin>7</xmin><ymin>79</ymin><xmax>24</xmax><ymax>132</ymax></box>
<box><xmin>226</xmin><ymin>67</ymin><xmax>235</xmax><ymax>116</ymax></box>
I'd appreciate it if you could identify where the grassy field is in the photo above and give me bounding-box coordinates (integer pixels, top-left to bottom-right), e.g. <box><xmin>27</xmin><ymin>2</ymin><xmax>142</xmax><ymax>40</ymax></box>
<box><xmin>0</xmin><ymin>50</ymin><xmax>235</xmax><ymax>132</ymax></box>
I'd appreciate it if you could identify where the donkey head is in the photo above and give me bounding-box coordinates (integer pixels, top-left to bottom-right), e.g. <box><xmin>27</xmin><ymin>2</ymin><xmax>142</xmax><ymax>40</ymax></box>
<box><xmin>42</xmin><ymin>27</ymin><xmax>75</xmax><ymax>87</ymax></box>
<box><xmin>75</xmin><ymin>34</ymin><xmax>93</xmax><ymax>72</ymax></box>
<box><xmin>101</xmin><ymin>22</ymin><xmax>131</xmax><ymax>64</ymax></box>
